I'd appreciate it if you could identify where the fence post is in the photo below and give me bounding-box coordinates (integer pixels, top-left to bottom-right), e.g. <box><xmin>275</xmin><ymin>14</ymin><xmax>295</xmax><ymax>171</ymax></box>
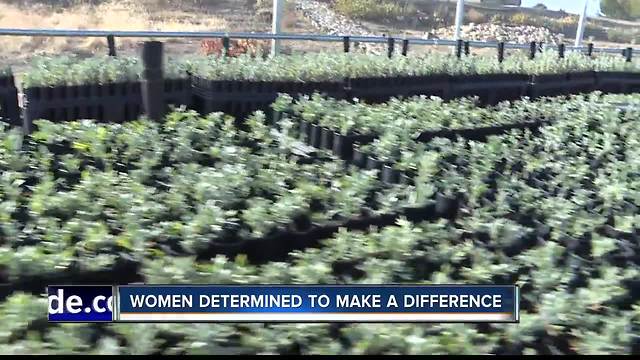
<box><xmin>497</xmin><ymin>42</ymin><xmax>505</xmax><ymax>63</ymax></box>
<box><xmin>464</xmin><ymin>41</ymin><xmax>470</xmax><ymax>56</ymax></box>
<box><xmin>587</xmin><ymin>43</ymin><xmax>594</xmax><ymax>57</ymax></box>
<box><xmin>529</xmin><ymin>41</ymin><xmax>536</xmax><ymax>60</ymax></box>
<box><xmin>343</xmin><ymin>36</ymin><xmax>350</xmax><ymax>53</ymax></box>
<box><xmin>107</xmin><ymin>35</ymin><xmax>116</xmax><ymax>56</ymax></box>
<box><xmin>402</xmin><ymin>39</ymin><xmax>409</xmax><ymax>56</ymax></box>
<box><xmin>222</xmin><ymin>36</ymin><xmax>230</xmax><ymax>56</ymax></box>
<box><xmin>141</xmin><ymin>41</ymin><xmax>164</xmax><ymax>122</ymax></box>
<box><xmin>456</xmin><ymin>39</ymin><xmax>463</xmax><ymax>58</ymax></box>
<box><xmin>626</xmin><ymin>47</ymin><xmax>633</xmax><ymax>62</ymax></box>
<box><xmin>387</xmin><ymin>37</ymin><xmax>395</xmax><ymax>58</ymax></box>
<box><xmin>558</xmin><ymin>43</ymin><xmax>565</xmax><ymax>59</ymax></box>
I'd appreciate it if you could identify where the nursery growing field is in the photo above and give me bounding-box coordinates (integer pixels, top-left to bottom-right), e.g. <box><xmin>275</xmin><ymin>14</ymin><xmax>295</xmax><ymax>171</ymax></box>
<box><xmin>1</xmin><ymin>90</ymin><xmax>639</xmax><ymax>354</ymax></box>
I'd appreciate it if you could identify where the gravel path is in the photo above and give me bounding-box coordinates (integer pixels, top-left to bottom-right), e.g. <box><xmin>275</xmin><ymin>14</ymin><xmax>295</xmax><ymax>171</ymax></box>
<box><xmin>293</xmin><ymin>0</ymin><xmax>384</xmax><ymax>54</ymax></box>
<box><xmin>293</xmin><ymin>0</ymin><xmax>564</xmax><ymax>52</ymax></box>
<box><xmin>431</xmin><ymin>23</ymin><xmax>563</xmax><ymax>45</ymax></box>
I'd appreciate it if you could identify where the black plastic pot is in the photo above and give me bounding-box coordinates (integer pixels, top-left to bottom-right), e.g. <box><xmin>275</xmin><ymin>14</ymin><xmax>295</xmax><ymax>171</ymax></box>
<box><xmin>450</xmin><ymin>73</ymin><xmax>529</xmax><ymax>105</ymax></box>
<box><xmin>332</xmin><ymin>131</ymin><xmax>351</xmax><ymax>160</ymax></box>
<box><xmin>290</xmin><ymin>213</ymin><xmax>313</xmax><ymax>234</ymax></box>
<box><xmin>595</xmin><ymin>71</ymin><xmax>640</xmax><ymax>94</ymax></box>
<box><xmin>309</xmin><ymin>123</ymin><xmax>322</xmax><ymax>148</ymax></box>
<box><xmin>320</xmin><ymin>126</ymin><xmax>334</xmax><ymax>150</ymax></box>
<box><xmin>331</xmin><ymin>259</ymin><xmax>366</xmax><ymax>279</ymax></box>
<box><xmin>351</xmin><ymin>145</ymin><xmax>369</xmax><ymax>168</ymax></box>
<box><xmin>399</xmin><ymin>171</ymin><xmax>414</xmax><ymax>185</ymax></box>
<box><xmin>402</xmin><ymin>200</ymin><xmax>437</xmax><ymax>222</ymax></box>
<box><xmin>343</xmin><ymin>212</ymin><xmax>399</xmax><ymax>230</ymax></box>
<box><xmin>365</xmin><ymin>155</ymin><xmax>383</xmax><ymax>171</ymax></box>
<box><xmin>528</xmin><ymin>73</ymin><xmax>572</xmax><ymax>98</ymax></box>
<box><xmin>566</xmin><ymin>71</ymin><xmax>596</xmax><ymax>94</ymax></box>
<box><xmin>0</xmin><ymin>76</ymin><xmax>20</xmax><ymax>127</ymax></box>
<box><xmin>332</xmin><ymin>132</ymin><xmax>376</xmax><ymax>161</ymax></box>
<box><xmin>3</xmin><ymin>259</ymin><xmax>142</xmax><ymax>300</ymax></box>
<box><xmin>350</xmin><ymin>74</ymin><xmax>451</xmax><ymax>103</ymax></box>
<box><xmin>502</xmin><ymin>231</ymin><xmax>538</xmax><ymax>257</ymax></box>
<box><xmin>381</xmin><ymin>164</ymin><xmax>401</xmax><ymax>184</ymax></box>
<box><xmin>435</xmin><ymin>192</ymin><xmax>460</xmax><ymax>220</ymax></box>
<box><xmin>299</xmin><ymin>120</ymin><xmax>311</xmax><ymax>141</ymax></box>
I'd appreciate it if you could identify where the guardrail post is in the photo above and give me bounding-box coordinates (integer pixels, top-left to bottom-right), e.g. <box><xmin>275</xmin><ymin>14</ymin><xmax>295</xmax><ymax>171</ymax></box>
<box><xmin>529</xmin><ymin>41</ymin><xmax>536</xmax><ymax>60</ymax></box>
<box><xmin>387</xmin><ymin>37</ymin><xmax>395</xmax><ymax>58</ymax></box>
<box><xmin>464</xmin><ymin>41</ymin><xmax>470</xmax><ymax>56</ymax></box>
<box><xmin>497</xmin><ymin>42</ymin><xmax>505</xmax><ymax>63</ymax></box>
<box><xmin>456</xmin><ymin>39</ymin><xmax>463</xmax><ymax>58</ymax></box>
<box><xmin>625</xmin><ymin>47</ymin><xmax>633</xmax><ymax>62</ymax></box>
<box><xmin>107</xmin><ymin>35</ymin><xmax>116</xmax><ymax>56</ymax></box>
<box><xmin>141</xmin><ymin>41</ymin><xmax>164</xmax><ymax>122</ymax></box>
<box><xmin>558</xmin><ymin>43</ymin><xmax>565</xmax><ymax>59</ymax></box>
<box><xmin>343</xmin><ymin>36</ymin><xmax>350</xmax><ymax>53</ymax></box>
<box><xmin>222</xmin><ymin>36</ymin><xmax>230</xmax><ymax>56</ymax></box>
<box><xmin>587</xmin><ymin>43</ymin><xmax>594</xmax><ymax>57</ymax></box>
<box><xmin>402</xmin><ymin>39</ymin><xmax>409</xmax><ymax>56</ymax></box>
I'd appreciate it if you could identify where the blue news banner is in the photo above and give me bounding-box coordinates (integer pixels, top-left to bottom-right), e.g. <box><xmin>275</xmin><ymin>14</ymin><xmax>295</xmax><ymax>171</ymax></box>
<box><xmin>48</xmin><ymin>285</ymin><xmax>519</xmax><ymax>323</ymax></box>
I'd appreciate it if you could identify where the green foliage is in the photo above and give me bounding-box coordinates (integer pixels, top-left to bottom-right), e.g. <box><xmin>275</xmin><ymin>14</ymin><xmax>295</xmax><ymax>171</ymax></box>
<box><xmin>606</xmin><ymin>28</ymin><xmax>640</xmax><ymax>45</ymax></box>
<box><xmin>12</xmin><ymin>50</ymin><xmax>640</xmax><ymax>88</ymax></box>
<box><xmin>333</xmin><ymin>0</ymin><xmax>417</xmax><ymax>21</ymax></box>
<box><xmin>3</xmin><ymin>90</ymin><xmax>640</xmax><ymax>354</ymax></box>
<box><xmin>189</xmin><ymin>50</ymin><xmax>638</xmax><ymax>82</ymax></box>
<box><xmin>21</xmin><ymin>55</ymin><xmax>189</xmax><ymax>88</ymax></box>
<box><xmin>600</xmin><ymin>0</ymin><xmax>640</xmax><ymax>21</ymax></box>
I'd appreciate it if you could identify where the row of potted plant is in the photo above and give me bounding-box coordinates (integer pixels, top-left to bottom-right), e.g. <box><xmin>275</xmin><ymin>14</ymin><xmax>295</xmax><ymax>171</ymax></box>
<box><xmin>274</xmin><ymin>93</ymin><xmax>555</xmax><ymax>174</ymax></box>
<box><xmin>1</xmin><ymin>108</ymin><xmax>457</xmax><ymax>293</ymax></box>
<box><xmin>14</xmin><ymin>51</ymin><xmax>640</xmax><ymax>94</ymax></box>
<box><xmin>188</xmin><ymin>50</ymin><xmax>639</xmax><ymax>82</ymax></box>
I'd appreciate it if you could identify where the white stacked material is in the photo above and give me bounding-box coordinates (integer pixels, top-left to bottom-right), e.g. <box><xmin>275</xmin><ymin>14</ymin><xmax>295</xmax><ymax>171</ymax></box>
<box><xmin>293</xmin><ymin>0</ymin><xmax>385</xmax><ymax>54</ymax></box>
<box><xmin>430</xmin><ymin>23</ymin><xmax>563</xmax><ymax>44</ymax></box>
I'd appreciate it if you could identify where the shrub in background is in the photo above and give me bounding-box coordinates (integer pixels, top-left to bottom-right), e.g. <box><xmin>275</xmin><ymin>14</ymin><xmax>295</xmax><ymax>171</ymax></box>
<box><xmin>334</xmin><ymin>0</ymin><xmax>417</xmax><ymax>22</ymax></box>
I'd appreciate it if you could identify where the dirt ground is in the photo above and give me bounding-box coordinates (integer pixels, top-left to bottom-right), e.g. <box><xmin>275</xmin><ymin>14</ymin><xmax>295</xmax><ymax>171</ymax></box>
<box><xmin>0</xmin><ymin>0</ymin><xmax>340</xmax><ymax>76</ymax></box>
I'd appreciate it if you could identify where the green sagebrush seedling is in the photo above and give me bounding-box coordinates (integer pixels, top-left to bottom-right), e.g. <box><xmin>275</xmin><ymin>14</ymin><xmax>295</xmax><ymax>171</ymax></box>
<box><xmin>15</xmin><ymin>49</ymin><xmax>640</xmax><ymax>87</ymax></box>
<box><xmin>21</xmin><ymin>55</ymin><xmax>190</xmax><ymax>88</ymax></box>
<box><xmin>2</xmin><ymin>93</ymin><xmax>640</xmax><ymax>355</ymax></box>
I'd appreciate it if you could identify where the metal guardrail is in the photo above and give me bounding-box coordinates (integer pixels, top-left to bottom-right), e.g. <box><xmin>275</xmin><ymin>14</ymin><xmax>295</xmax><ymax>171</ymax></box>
<box><xmin>0</xmin><ymin>28</ymin><xmax>637</xmax><ymax>56</ymax></box>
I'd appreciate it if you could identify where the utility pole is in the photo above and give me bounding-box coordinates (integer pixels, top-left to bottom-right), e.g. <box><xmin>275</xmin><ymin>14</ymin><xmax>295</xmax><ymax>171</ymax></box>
<box><xmin>454</xmin><ymin>0</ymin><xmax>465</xmax><ymax>41</ymax></box>
<box><xmin>574</xmin><ymin>0</ymin><xmax>589</xmax><ymax>47</ymax></box>
<box><xmin>271</xmin><ymin>0</ymin><xmax>284</xmax><ymax>56</ymax></box>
